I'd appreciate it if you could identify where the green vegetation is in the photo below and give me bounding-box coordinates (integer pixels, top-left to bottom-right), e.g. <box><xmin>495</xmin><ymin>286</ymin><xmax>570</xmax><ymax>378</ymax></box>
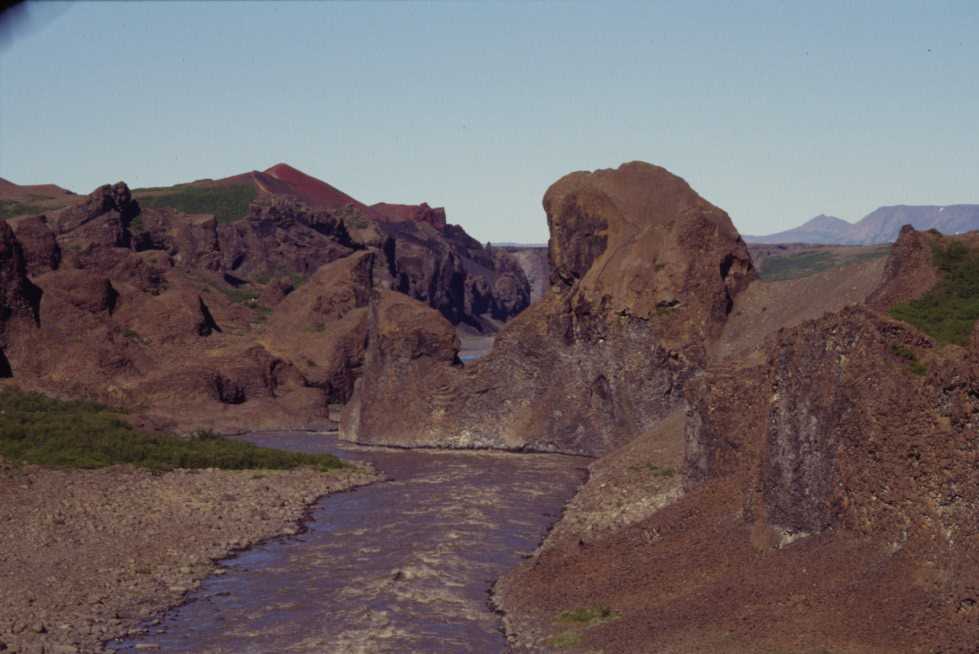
<box><xmin>121</xmin><ymin>328</ymin><xmax>148</xmax><ymax>345</ymax></box>
<box><xmin>544</xmin><ymin>631</ymin><xmax>582</xmax><ymax>649</ymax></box>
<box><xmin>0</xmin><ymin>387</ymin><xmax>344</xmax><ymax>471</ymax></box>
<box><xmin>889</xmin><ymin>344</ymin><xmax>928</xmax><ymax>376</ymax></box>
<box><xmin>758</xmin><ymin>245</ymin><xmax>891</xmax><ymax>281</ymax></box>
<box><xmin>0</xmin><ymin>199</ymin><xmax>48</xmax><ymax>220</ymax></box>
<box><xmin>546</xmin><ymin>606</ymin><xmax>619</xmax><ymax>650</ymax></box>
<box><xmin>557</xmin><ymin>606</ymin><xmax>619</xmax><ymax>625</ymax></box>
<box><xmin>135</xmin><ymin>183</ymin><xmax>257</xmax><ymax>224</ymax></box>
<box><xmin>890</xmin><ymin>240</ymin><xmax>979</xmax><ymax>345</ymax></box>
<box><xmin>629</xmin><ymin>463</ymin><xmax>676</xmax><ymax>478</ymax></box>
<box><xmin>645</xmin><ymin>463</ymin><xmax>676</xmax><ymax>478</ymax></box>
<box><xmin>220</xmin><ymin>285</ymin><xmax>260</xmax><ymax>306</ymax></box>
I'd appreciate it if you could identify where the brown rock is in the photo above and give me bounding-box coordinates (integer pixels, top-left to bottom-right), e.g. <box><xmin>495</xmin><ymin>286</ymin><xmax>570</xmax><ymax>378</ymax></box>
<box><xmin>867</xmin><ymin>224</ymin><xmax>942</xmax><ymax>310</ymax></box>
<box><xmin>342</xmin><ymin>162</ymin><xmax>754</xmax><ymax>455</ymax></box>
<box><xmin>39</xmin><ymin>270</ymin><xmax>118</xmax><ymax>315</ymax></box>
<box><xmin>50</xmin><ymin>182</ymin><xmax>138</xmax><ymax>250</ymax></box>
<box><xmin>0</xmin><ymin>221</ymin><xmax>42</xmax><ymax>325</ymax></box>
<box><xmin>370</xmin><ymin>202</ymin><xmax>448</xmax><ymax>230</ymax></box>
<box><xmin>12</xmin><ymin>215</ymin><xmax>61</xmax><ymax>276</ymax></box>
<box><xmin>264</xmin><ymin>251</ymin><xmax>375</xmax><ymax>402</ymax></box>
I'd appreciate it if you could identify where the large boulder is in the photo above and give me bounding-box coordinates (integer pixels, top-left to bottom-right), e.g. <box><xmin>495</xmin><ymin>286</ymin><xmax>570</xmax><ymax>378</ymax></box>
<box><xmin>342</xmin><ymin>162</ymin><xmax>755</xmax><ymax>454</ymax></box>
<box><xmin>50</xmin><ymin>182</ymin><xmax>138</xmax><ymax>250</ymax></box>
<box><xmin>263</xmin><ymin>251</ymin><xmax>376</xmax><ymax>402</ymax></box>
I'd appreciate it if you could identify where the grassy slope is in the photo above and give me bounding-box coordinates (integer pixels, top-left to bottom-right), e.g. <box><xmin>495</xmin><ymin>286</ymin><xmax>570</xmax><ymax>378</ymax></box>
<box><xmin>134</xmin><ymin>184</ymin><xmax>257</xmax><ymax>224</ymax></box>
<box><xmin>758</xmin><ymin>245</ymin><xmax>891</xmax><ymax>281</ymax></box>
<box><xmin>890</xmin><ymin>240</ymin><xmax>979</xmax><ymax>345</ymax></box>
<box><xmin>0</xmin><ymin>387</ymin><xmax>343</xmax><ymax>470</ymax></box>
<box><xmin>0</xmin><ymin>200</ymin><xmax>50</xmax><ymax>220</ymax></box>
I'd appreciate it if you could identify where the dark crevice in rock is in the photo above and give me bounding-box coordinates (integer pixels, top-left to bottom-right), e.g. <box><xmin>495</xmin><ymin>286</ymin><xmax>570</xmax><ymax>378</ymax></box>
<box><xmin>197</xmin><ymin>297</ymin><xmax>222</xmax><ymax>336</ymax></box>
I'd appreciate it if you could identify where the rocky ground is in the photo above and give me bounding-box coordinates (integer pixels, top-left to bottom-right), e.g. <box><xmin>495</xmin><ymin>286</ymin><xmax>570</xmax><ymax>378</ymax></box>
<box><xmin>0</xmin><ymin>458</ymin><xmax>378</xmax><ymax>654</ymax></box>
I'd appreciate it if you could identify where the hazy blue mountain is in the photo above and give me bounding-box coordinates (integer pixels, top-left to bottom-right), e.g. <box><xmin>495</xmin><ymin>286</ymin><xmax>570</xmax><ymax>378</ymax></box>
<box><xmin>745</xmin><ymin>205</ymin><xmax>979</xmax><ymax>244</ymax></box>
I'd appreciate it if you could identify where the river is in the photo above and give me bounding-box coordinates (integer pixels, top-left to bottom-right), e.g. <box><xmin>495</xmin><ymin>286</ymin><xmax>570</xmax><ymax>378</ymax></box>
<box><xmin>110</xmin><ymin>432</ymin><xmax>586</xmax><ymax>654</ymax></box>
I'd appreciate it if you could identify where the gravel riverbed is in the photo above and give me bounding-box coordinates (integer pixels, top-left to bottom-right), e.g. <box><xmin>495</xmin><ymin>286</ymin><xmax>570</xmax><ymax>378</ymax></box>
<box><xmin>0</xmin><ymin>459</ymin><xmax>378</xmax><ymax>654</ymax></box>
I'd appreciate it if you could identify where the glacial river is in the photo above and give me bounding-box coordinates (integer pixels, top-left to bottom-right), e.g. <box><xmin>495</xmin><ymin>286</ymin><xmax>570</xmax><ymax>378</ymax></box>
<box><xmin>111</xmin><ymin>432</ymin><xmax>586</xmax><ymax>653</ymax></box>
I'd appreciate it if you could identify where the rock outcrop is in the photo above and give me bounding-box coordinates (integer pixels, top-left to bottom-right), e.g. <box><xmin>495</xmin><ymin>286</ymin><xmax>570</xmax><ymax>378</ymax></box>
<box><xmin>0</xmin><ymin>221</ymin><xmax>42</xmax><ymax>372</ymax></box>
<box><xmin>497</xmin><ymin>221</ymin><xmax>978</xmax><ymax>654</ymax></box>
<box><xmin>379</xmin><ymin>218</ymin><xmax>531</xmax><ymax>329</ymax></box>
<box><xmin>370</xmin><ymin>202</ymin><xmax>448</xmax><ymax>231</ymax></box>
<box><xmin>12</xmin><ymin>215</ymin><xmax>61</xmax><ymax>276</ymax></box>
<box><xmin>342</xmin><ymin>162</ymin><xmax>755</xmax><ymax>455</ymax></box>
<box><xmin>1</xmin><ymin>171</ymin><xmax>532</xmax><ymax>431</ymax></box>
<box><xmin>498</xmin><ymin>245</ymin><xmax>549</xmax><ymax>303</ymax></box>
<box><xmin>867</xmin><ymin>224</ymin><xmax>942</xmax><ymax>310</ymax></box>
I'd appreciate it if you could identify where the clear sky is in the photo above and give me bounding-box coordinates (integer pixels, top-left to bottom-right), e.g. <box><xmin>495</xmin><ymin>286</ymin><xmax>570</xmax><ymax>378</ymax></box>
<box><xmin>1</xmin><ymin>1</ymin><xmax>977</xmax><ymax>242</ymax></box>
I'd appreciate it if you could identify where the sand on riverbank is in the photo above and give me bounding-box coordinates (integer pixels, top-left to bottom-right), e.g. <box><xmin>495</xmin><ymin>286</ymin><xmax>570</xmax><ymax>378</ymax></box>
<box><xmin>0</xmin><ymin>460</ymin><xmax>378</xmax><ymax>654</ymax></box>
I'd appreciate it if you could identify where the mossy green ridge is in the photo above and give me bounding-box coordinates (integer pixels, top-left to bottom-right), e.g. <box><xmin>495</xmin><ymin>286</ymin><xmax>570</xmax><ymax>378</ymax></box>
<box><xmin>135</xmin><ymin>184</ymin><xmax>257</xmax><ymax>224</ymax></box>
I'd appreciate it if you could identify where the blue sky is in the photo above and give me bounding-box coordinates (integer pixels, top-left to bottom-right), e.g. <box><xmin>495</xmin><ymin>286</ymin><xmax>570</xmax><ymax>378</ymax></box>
<box><xmin>1</xmin><ymin>1</ymin><xmax>977</xmax><ymax>242</ymax></box>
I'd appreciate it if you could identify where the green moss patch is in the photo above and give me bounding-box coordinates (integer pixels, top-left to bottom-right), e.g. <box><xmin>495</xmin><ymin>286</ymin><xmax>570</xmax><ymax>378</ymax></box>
<box><xmin>0</xmin><ymin>387</ymin><xmax>344</xmax><ymax>471</ymax></box>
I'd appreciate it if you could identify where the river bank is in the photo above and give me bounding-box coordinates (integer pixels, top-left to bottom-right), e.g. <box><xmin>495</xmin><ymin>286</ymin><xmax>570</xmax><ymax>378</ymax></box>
<box><xmin>0</xmin><ymin>458</ymin><xmax>377</xmax><ymax>654</ymax></box>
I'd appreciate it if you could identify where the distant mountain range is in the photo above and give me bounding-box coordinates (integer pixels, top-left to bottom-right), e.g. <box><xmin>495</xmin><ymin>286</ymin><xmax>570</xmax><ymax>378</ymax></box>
<box><xmin>744</xmin><ymin>205</ymin><xmax>979</xmax><ymax>245</ymax></box>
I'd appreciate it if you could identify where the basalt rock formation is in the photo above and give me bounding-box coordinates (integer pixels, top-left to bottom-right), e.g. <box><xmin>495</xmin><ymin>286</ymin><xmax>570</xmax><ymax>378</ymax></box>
<box><xmin>0</xmin><ymin>221</ymin><xmax>42</xmax><ymax>364</ymax></box>
<box><xmin>498</xmin><ymin>223</ymin><xmax>978</xmax><ymax>653</ymax></box>
<box><xmin>342</xmin><ymin>162</ymin><xmax>755</xmax><ymax>455</ymax></box>
<box><xmin>12</xmin><ymin>215</ymin><xmax>61</xmax><ymax>276</ymax></box>
<box><xmin>0</xmin><ymin>168</ymin><xmax>531</xmax><ymax>430</ymax></box>
<box><xmin>498</xmin><ymin>245</ymin><xmax>549</xmax><ymax>303</ymax></box>
<box><xmin>370</xmin><ymin>201</ymin><xmax>448</xmax><ymax>231</ymax></box>
<box><xmin>379</xmin><ymin>217</ymin><xmax>531</xmax><ymax>329</ymax></box>
<box><xmin>867</xmin><ymin>224</ymin><xmax>943</xmax><ymax>310</ymax></box>
<box><xmin>131</xmin><ymin>164</ymin><xmax>530</xmax><ymax>330</ymax></box>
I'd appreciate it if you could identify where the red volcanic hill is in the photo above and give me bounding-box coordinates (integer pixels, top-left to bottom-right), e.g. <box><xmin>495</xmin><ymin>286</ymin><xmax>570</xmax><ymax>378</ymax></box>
<box><xmin>259</xmin><ymin>163</ymin><xmax>370</xmax><ymax>212</ymax></box>
<box><xmin>205</xmin><ymin>164</ymin><xmax>369</xmax><ymax>213</ymax></box>
<box><xmin>179</xmin><ymin>163</ymin><xmax>446</xmax><ymax>230</ymax></box>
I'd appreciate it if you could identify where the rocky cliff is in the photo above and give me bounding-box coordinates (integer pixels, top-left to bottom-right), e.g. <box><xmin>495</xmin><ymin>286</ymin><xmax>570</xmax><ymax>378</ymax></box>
<box><xmin>341</xmin><ymin>162</ymin><xmax>755</xmax><ymax>455</ymax></box>
<box><xmin>0</xmin><ymin>173</ymin><xmax>530</xmax><ymax>431</ymax></box>
<box><xmin>497</xmin><ymin>224</ymin><xmax>978</xmax><ymax>653</ymax></box>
